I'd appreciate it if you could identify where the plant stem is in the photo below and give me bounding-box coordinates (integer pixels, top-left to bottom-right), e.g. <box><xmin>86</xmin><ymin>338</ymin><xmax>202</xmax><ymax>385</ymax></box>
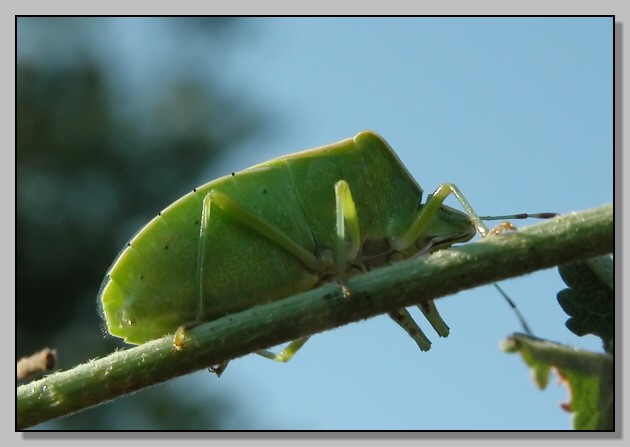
<box><xmin>17</xmin><ymin>204</ymin><xmax>613</xmax><ymax>429</ymax></box>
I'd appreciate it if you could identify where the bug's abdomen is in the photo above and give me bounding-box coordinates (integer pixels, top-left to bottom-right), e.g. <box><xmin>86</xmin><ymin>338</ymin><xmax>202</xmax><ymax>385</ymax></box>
<box><xmin>101</xmin><ymin>163</ymin><xmax>323</xmax><ymax>344</ymax></box>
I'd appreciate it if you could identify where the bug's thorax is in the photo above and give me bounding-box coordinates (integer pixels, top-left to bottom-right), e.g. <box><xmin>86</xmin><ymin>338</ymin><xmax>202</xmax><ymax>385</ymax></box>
<box><xmin>359</xmin><ymin>238</ymin><xmax>397</xmax><ymax>270</ymax></box>
<box><xmin>342</xmin><ymin>204</ymin><xmax>476</xmax><ymax>275</ymax></box>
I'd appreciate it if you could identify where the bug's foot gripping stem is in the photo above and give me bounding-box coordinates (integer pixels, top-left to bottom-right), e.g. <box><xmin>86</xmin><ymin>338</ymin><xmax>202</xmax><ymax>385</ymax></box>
<box><xmin>340</xmin><ymin>282</ymin><xmax>353</xmax><ymax>300</ymax></box>
<box><xmin>487</xmin><ymin>221</ymin><xmax>518</xmax><ymax>237</ymax></box>
<box><xmin>172</xmin><ymin>320</ymin><xmax>205</xmax><ymax>351</ymax></box>
<box><xmin>174</xmin><ymin>323</ymin><xmax>230</xmax><ymax>377</ymax></box>
<box><xmin>173</xmin><ymin>324</ymin><xmax>191</xmax><ymax>351</ymax></box>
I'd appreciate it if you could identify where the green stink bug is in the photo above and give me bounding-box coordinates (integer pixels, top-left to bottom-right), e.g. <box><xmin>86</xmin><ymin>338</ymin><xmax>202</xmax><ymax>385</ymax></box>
<box><xmin>98</xmin><ymin>130</ymin><xmax>538</xmax><ymax>370</ymax></box>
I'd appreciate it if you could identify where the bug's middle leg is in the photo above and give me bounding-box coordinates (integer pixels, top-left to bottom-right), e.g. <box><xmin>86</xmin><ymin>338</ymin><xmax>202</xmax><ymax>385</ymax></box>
<box><xmin>245</xmin><ymin>180</ymin><xmax>362</xmax><ymax>363</ymax></box>
<box><xmin>333</xmin><ymin>180</ymin><xmax>361</xmax><ymax>295</ymax></box>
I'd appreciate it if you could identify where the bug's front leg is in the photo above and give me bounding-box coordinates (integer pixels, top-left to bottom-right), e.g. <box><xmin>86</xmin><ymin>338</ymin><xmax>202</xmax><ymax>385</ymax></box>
<box><xmin>392</xmin><ymin>182</ymin><xmax>489</xmax><ymax>252</ymax></box>
<box><xmin>386</xmin><ymin>182</ymin><xmax>487</xmax><ymax>347</ymax></box>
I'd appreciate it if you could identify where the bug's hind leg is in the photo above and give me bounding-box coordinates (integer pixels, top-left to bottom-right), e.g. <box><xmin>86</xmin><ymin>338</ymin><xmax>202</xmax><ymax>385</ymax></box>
<box><xmin>255</xmin><ymin>336</ymin><xmax>311</xmax><ymax>363</ymax></box>
<box><xmin>170</xmin><ymin>191</ymin><xmax>220</xmax><ymax>358</ymax></box>
<box><xmin>175</xmin><ymin>190</ymin><xmax>327</xmax><ymax>372</ymax></box>
<box><xmin>194</xmin><ymin>189</ymin><xmax>327</xmax><ymax>322</ymax></box>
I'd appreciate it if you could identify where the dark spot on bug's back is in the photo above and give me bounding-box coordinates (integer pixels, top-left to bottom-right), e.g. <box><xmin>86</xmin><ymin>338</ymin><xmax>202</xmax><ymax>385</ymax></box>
<box><xmin>164</xmin><ymin>245</ymin><xmax>169</xmax><ymax>250</ymax></box>
<box><xmin>262</xmin><ymin>188</ymin><xmax>267</xmax><ymax>194</ymax></box>
<box><xmin>194</xmin><ymin>220</ymin><xmax>199</xmax><ymax>226</ymax></box>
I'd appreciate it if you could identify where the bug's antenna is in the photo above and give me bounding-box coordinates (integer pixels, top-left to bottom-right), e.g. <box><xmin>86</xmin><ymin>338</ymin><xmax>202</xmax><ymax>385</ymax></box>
<box><xmin>477</xmin><ymin>212</ymin><xmax>556</xmax><ymax>336</ymax></box>
<box><xmin>479</xmin><ymin>212</ymin><xmax>558</xmax><ymax>221</ymax></box>
<box><xmin>493</xmin><ymin>283</ymin><xmax>533</xmax><ymax>335</ymax></box>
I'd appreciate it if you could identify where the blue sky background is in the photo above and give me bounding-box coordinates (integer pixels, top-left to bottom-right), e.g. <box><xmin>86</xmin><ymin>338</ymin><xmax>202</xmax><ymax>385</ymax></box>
<box><xmin>22</xmin><ymin>17</ymin><xmax>612</xmax><ymax>430</ymax></box>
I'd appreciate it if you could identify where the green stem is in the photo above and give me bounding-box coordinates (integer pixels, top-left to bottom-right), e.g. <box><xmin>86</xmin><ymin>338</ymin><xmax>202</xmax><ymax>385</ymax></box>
<box><xmin>17</xmin><ymin>204</ymin><xmax>613</xmax><ymax>429</ymax></box>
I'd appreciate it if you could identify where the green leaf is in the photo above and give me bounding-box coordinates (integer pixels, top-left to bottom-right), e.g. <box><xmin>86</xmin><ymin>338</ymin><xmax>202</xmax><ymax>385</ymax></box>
<box><xmin>502</xmin><ymin>334</ymin><xmax>613</xmax><ymax>430</ymax></box>
<box><xmin>557</xmin><ymin>255</ymin><xmax>614</xmax><ymax>353</ymax></box>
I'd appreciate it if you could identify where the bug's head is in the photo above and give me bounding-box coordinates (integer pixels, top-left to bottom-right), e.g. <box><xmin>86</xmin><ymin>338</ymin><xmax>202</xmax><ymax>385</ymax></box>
<box><xmin>419</xmin><ymin>204</ymin><xmax>476</xmax><ymax>252</ymax></box>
